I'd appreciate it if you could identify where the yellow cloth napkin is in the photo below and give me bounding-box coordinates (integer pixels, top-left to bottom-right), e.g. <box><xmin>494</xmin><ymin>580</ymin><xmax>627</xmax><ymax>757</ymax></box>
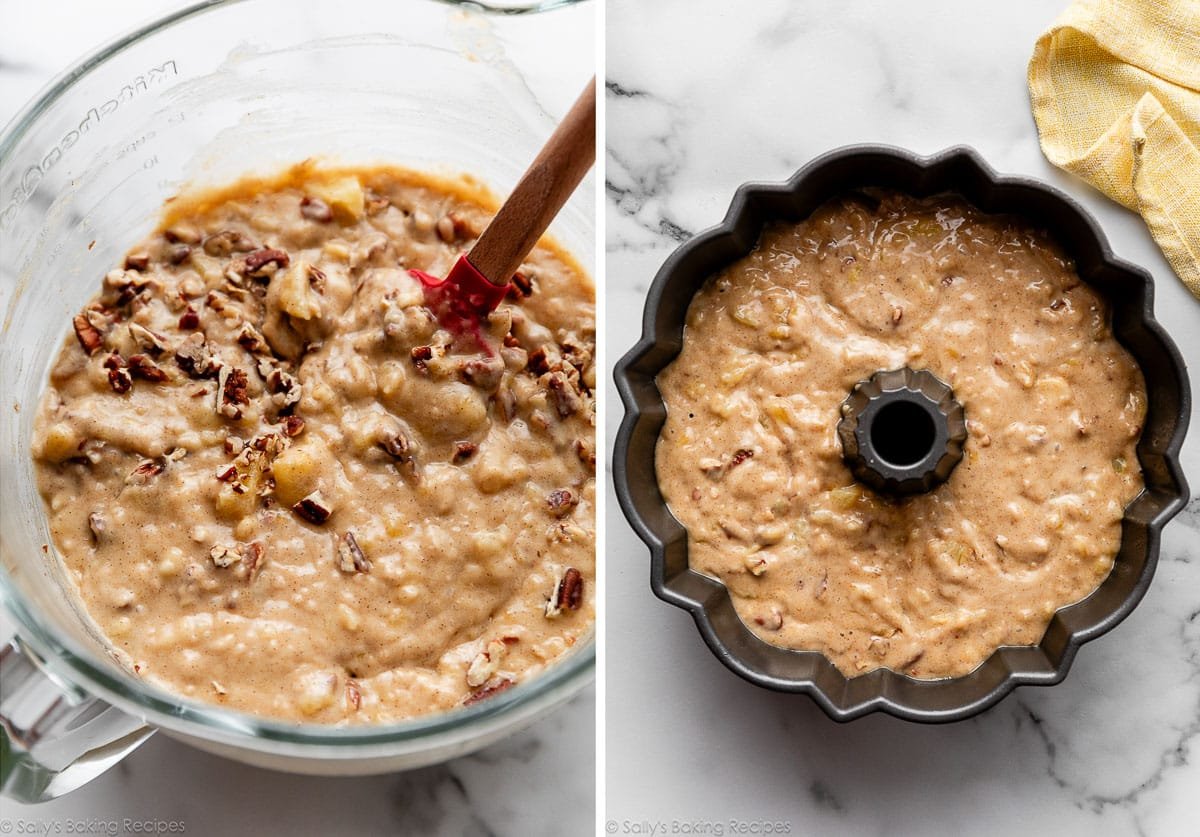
<box><xmin>1029</xmin><ymin>0</ymin><xmax>1200</xmax><ymax>298</ymax></box>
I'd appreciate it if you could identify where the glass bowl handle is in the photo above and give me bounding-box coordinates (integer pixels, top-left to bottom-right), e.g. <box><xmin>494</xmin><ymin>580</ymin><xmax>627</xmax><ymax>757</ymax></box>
<box><xmin>1</xmin><ymin>636</ymin><xmax>153</xmax><ymax>802</ymax></box>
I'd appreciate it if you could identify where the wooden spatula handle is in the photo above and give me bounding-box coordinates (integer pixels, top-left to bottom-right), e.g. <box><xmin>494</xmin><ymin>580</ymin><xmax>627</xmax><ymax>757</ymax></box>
<box><xmin>467</xmin><ymin>78</ymin><xmax>596</xmax><ymax>286</ymax></box>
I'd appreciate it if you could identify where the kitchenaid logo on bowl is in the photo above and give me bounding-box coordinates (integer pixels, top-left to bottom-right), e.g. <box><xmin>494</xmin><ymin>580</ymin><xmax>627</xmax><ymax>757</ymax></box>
<box><xmin>0</xmin><ymin>60</ymin><xmax>178</xmax><ymax>231</ymax></box>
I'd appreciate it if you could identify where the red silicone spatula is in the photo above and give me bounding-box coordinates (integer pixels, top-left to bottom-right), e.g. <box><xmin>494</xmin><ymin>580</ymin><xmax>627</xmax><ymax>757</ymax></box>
<box><xmin>410</xmin><ymin>77</ymin><xmax>596</xmax><ymax>339</ymax></box>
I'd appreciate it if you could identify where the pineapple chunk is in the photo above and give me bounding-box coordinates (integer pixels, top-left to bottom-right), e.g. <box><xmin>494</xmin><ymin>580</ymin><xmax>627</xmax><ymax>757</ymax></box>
<box><xmin>322</xmin><ymin>241</ymin><xmax>351</xmax><ymax>262</ymax></box>
<box><xmin>272</xmin><ymin>438</ymin><xmax>329</xmax><ymax>506</ymax></box>
<box><xmin>277</xmin><ymin>261</ymin><xmax>322</xmax><ymax>321</ymax></box>
<box><xmin>1035</xmin><ymin>375</ymin><xmax>1071</xmax><ymax>406</ymax></box>
<box><xmin>306</xmin><ymin>176</ymin><xmax>364</xmax><ymax>222</ymax></box>
<box><xmin>829</xmin><ymin>484</ymin><xmax>864</xmax><ymax>511</ymax></box>
<box><xmin>214</xmin><ymin>447</ymin><xmax>271</xmax><ymax>522</ymax></box>
<box><xmin>730</xmin><ymin>303</ymin><xmax>761</xmax><ymax>328</ymax></box>
<box><xmin>384</xmin><ymin>515</ymin><xmax>407</xmax><ymax>538</ymax></box>
<box><xmin>40</xmin><ymin>422</ymin><xmax>82</xmax><ymax>463</ymax></box>
<box><xmin>719</xmin><ymin>363</ymin><xmax>751</xmax><ymax>388</ymax></box>
<box><xmin>215</xmin><ymin>482</ymin><xmax>258</xmax><ymax>522</ymax></box>
<box><xmin>294</xmin><ymin>670</ymin><xmax>338</xmax><ymax>715</ymax></box>
<box><xmin>471</xmin><ymin>446</ymin><xmax>529</xmax><ymax>494</ymax></box>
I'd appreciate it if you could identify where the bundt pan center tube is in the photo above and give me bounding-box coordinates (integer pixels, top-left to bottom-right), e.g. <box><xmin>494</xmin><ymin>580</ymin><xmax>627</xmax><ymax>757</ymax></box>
<box><xmin>838</xmin><ymin>367</ymin><xmax>967</xmax><ymax>496</ymax></box>
<box><xmin>612</xmin><ymin>145</ymin><xmax>1191</xmax><ymax>723</ymax></box>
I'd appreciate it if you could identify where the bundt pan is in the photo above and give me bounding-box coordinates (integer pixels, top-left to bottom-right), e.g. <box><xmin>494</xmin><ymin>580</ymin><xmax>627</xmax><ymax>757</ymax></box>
<box><xmin>612</xmin><ymin>145</ymin><xmax>1191</xmax><ymax>723</ymax></box>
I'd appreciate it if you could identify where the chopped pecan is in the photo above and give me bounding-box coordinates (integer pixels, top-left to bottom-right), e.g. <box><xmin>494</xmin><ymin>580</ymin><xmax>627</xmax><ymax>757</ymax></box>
<box><xmin>83</xmin><ymin>306</ymin><xmax>111</xmax><ymax>330</ymax></box>
<box><xmin>236</xmin><ymin>324</ymin><xmax>270</xmax><ymax>355</ymax></box>
<box><xmin>178</xmin><ymin>305</ymin><xmax>200</xmax><ymax>330</ymax></box>
<box><xmin>574</xmin><ymin>439</ymin><xmax>596</xmax><ymax>471</ymax></box>
<box><xmin>205</xmin><ymin>290</ymin><xmax>230</xmax><ymax>312</ymax></box>
<box><xmin>365</xmin><ymin>194</ymin><xmax>390</xmax><ymax>215</ymax></box>
<box><xmin>411</xmin><ymin>345</ymin><xmax>434</xmax><ymax>374</ymax></box>
<box><xmin>103</xmin><ymin>269</ymin><xmax>151</xmax><ymax>306</ymax></box>
<box><xmin>745</xmin><ymin>556</ymin><xmax>767</xmax><ymax>576</ymax></box>
<box><xmin>202</xmin><ymin>230</ymin><xmax>257</xmax><ymax>257</ymax></box>
<box><xmin>463</xmin><ymin>678</ymin><xmax>515</xmax><ymax>705</ymax></box>
<box><xmin>435</xmin><ymin>212</ymin><xmax>472</xmax><ymax>243</ymax></box>
<box><xmin>336</xmin><ymin>531</ymin><xmax>370</xmax><ymax>573</ymax></box>
<box><xmin>215</xmin><ymin>463</ymin><xmax>238</xmax><ymax>482</ymax></box>
<box><xmin>281</xmin><ymin>415</ymin><xmax>306</xmax><ymax>437</ymax></box>
<box><xmin>704</xmin><ymin>449</ymin><xmax>754</xmax><ymax>479</ymax></box>
<box><xmin>128</xmin><ymin>323</ymin><xmax>168</xmax><ymax>356</ymax></box>
<box><xmin>547</xmin><ymin>488</ymin><xmax>578</xmax><ymax>518</ymax></box>
<box><xmin>263</xmin><ymin>365</ymin><xmax>302</xmax><ymax>412</ymax></box>
<box><xmin>379</xmin><ymin>429</ymin><xmax>414</xmax><ymax>463</ymax></box>
<box><xmin>104</xmin><ymin>353</ymin><xmax>132</xmax><ymax>393</ymax></box>
<box><xmin>300</xmin><ymin>196</ymin><xmax>333</xmax><ymax>222</ymax></box>
<box><xmin>559</xmin><ymin>567</ymin><xmax>586</xmax><ymax>609</ymax></box>
<box><xmin>452</xmin><ymin>441</ymin><xmax>477</xmax><ymax>463</ymax></box>
<box><xmin>247</xmin><ymin>433</ymin><xmax>286</xmax><ymax>460</ymax></box>
<box><xmin>217</xmin><ymin>367</ymin><xmax>250</xmax><ymax>420</ymax></box>
<box><xmin>72</xmin><ymin>314</ymin><xmax>104</xmax><ymax>355</ymax></box>
<box><xmin>124</xmin><ymin>252</ymin><xmax>150</xmax><ymax>271</ymax></box>
<box><xmin>560</xmin><ymin>333</ymin><xmax>593</xmax><ymax>369</ymax></box>
<box><xmin>460</xmin><ymin>356</ymin><xmax>504</xmax><ymax>391</ymax></box>
<box><xmin>495</xmin><ymin>384</ymin><xmax>518</xmax><ymax>422</ymax></box>
<box><xmin>466</xmin><ymin>639</ymin><xmax>507</xmax><ymax>687</ymax></box>
<box><xmin>210</xmin><ymin>541</ymin><xmax>264</xmax><ymax>573</ymax></box>
<box><xmin>545</xmin><ymin>567</ymin><xmax>584</xmax><ymax>618</ymax></box>
<box><xmin>165</xmin><ymin>243</ymin><xmax>192</xmax><ymax>265</ymax></box>
<box><xmin>293</xmin><ymin>491</ymin><xmax>332</xmax><ymax>524</ymax></box>
<box><xmin>88</xmin><ymin>512</ymin><xmax>106</xmax><ymax>545</ymax></box>
<box><xmin>127</xmin><ymin>459</ymin><xmax>163</xmax><ymax>483</ymax></box>
<box><xmin>546</xmin><ymin>371</ymin><xmax>583</xmax><ymax>417</ymax></box>
<box><xmin>308</xmin><ymin>265</ymin><xmax>327</xmax><ymax>293</ymax></box>
<box><xmin>210</xmin><ymin>544</ymin><xmax>241</xmax><ymax>568</ymax></box>
<box><xmin>175</xmin><ymin>334</ymin><xmax>221</xmax><ymax>378</ymax></box>
<box><xmin>527</xmin><ymin>346</ymin><xmax>552</xmax><ymax>376</ymax></box>
<box><xmin>507</xmin><ymin>271</ymin><xmax>533</xmax><ymax>299</ymax></box>
<box><xmin>128</xmin><ymin>354</ymin><xmax>168</xmax><ymax>383</ymax></box>
<box><xmin>243</xmin><ymin>247</ymin><xmax>290</xmax><ymax>275</ymax></box>
<box><xmin>242</xmin><ymin>541</ymin><xmax>264</xmax><ymax>575</ymax></box>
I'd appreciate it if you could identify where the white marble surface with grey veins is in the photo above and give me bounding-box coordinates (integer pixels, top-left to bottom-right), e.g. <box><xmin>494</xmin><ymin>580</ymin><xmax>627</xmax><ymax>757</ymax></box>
<box><xmin>605</xmin><ymin>1</ymin><xmax>1199</xmax><ymax>835</ymax></box>
<box><xmin>0</xmin><ymin>1</ymin><xmax>594</xmax><ymax>835</ymax></box>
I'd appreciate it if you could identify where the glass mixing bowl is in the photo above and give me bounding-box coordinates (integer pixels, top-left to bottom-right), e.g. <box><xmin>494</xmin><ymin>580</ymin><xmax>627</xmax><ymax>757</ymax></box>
<box><xmin>0</xmin><ymin>0</ymin><xmax>594</xmax><ymax>802</ymax></box>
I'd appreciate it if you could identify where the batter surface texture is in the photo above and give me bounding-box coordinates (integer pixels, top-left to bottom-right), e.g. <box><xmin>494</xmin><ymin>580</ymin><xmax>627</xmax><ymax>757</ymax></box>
<box><xmin>656</xmin><ymin>191</ymin><xmax>1144</xmax><ymax>678</ymax></box>
<box><xmin>34</xmin><ymin>165</ymin><xmax>595</xmax><ymax>722</ymax></box>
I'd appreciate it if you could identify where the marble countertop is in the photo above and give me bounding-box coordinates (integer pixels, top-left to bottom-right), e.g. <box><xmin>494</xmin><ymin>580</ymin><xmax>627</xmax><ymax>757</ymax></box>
<box><xmin>604</xmin><ymin>1</ymin><xmax>1199</xmax><ymax>835</ymax></box>
<box><xmin>0</xmin><ymin>1</ymin><xmax>594</xmax><ymax>834</ymax></box>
